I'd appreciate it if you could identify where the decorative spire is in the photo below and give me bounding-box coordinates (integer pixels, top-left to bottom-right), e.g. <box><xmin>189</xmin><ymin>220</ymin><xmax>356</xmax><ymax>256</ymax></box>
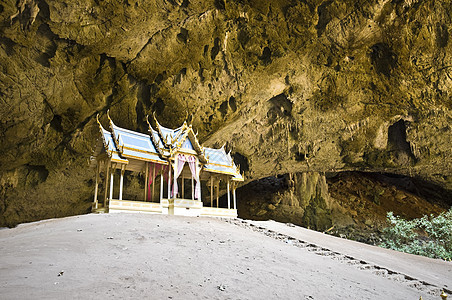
<box><xmin>106</xmin><ymin>109</ymin><xmax>112</xmax><ymax>125</ymax></box>
<box><xmin>96</xmin><ymin>113</ymin><xmax>112</xmax><ymax>158</ymax></box>
<box><xmin>153</xmin><ymin>112</ymin><xmax>172</xmax><ymax>149</ymax></box>
<box><xmin>145</xmin><ymin>114</ymin><xmax>152</xmax><ymax>129</ymax></box>
<box><xmin>146</xmin><ymin>114</ymin><xmax>165</xmax><ymax>158</ymax></box>
<box><xmin>96</xmin><ymin>113</ymin><xmax>102</xmax><ymax>128</ymax></box>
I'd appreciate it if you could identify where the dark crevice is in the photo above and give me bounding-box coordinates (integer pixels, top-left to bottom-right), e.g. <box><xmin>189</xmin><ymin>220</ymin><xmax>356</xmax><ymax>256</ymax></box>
<box><xmin>315</xmin><ymin>0</ymin><xmax>333</xmax><ymax>37</ymax></box>
<box><xmin>0</xmin><ymin>36</ymin><xmax>16</xmax><ymax>56</ymax></box>
<box><xmin>135</xmin><ymin>100</ymin><xmax>145</xmax><ymax>132</ymax></box>
<box><xmin>50</xmin><ymin>114</ymin><xmax>63</xmax><ymax>132</ymax></box>
<box><xmin>228</xmin><ymin>96</ymin><xmax>237</xmax><ymax>112</ymax></box>
<box><xmin>153</xmin><ymin>98</ymin><xmax>165</xmax><ymax>115</ymax></box>
<box><xmin>218</xmin><ymin>100</ymin><xmax>228</xmax><ymax>117</ymax></box>
<box><xmin>177</xmin><ymin>28</ymin><xmax>189</xmax><ymax>43</ymax></box>
<box><xmin>435</xmin><ymin>23</ymin><xmax>449</xmax><ymax>48</ymax></box>
<box><xmin>238</xmin><ymin>29</ymin><xmax>250</xmax><ymax>47</ymax></box>
<box><xmin>25</xmin><ymin>164</ymin><xmax>49</xmax><ymax>187</ymax></box>
<box><xmin>139</xmin><ymin>82</ymin><xmax>156</xmax><ymax>109</ymax></box>
<box><xmin>181</xmin><ymin>0</ymin><xmax>189</xmax><ymax>8</ymax></box>
<box><xmin>370</xmin><ymin>43</ymin><xmax>397</xmax><ymax>77</ymax></box>
<box><xmin>37</xmin><ymin>0</ymin><xmax>50</xmax><ymax>19</ymax></box>
<box><xmin>198</xmin><ymin>67</ymin><xmax>205</xmax><ymax>82</ymax></box>
<box><xmin>211</xmin><ymin>37</ymin><xmax>220</xmax><ymax>60</ymax></box>
<box><xmin>267</xmin><ymin>93</ymin><xmax>293</xmax><ymax>123</ymax></box>
<box><xmin>259</xmin><ymin>46</ymin><xmax>272</xmax><ymax>65</ymax></box>
<box><xmin>214</xmin><ymin>0</ymin><xmax>225</xmax><ymax>10</ymax></box>
<box><xmin>35</xmin><ymin>23</ymin><xmax>58</xmax><ymax>67</ymax></box>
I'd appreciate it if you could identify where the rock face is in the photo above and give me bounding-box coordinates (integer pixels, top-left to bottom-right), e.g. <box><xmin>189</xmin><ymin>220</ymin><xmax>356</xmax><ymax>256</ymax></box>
<box><xmin>0</xmin><ymin>0</ymin><xmax>451</xmax><ymax>226</ymax></box>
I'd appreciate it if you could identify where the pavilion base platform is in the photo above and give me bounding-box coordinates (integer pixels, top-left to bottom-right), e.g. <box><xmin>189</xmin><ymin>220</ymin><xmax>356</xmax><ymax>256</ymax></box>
<box><xmin>168</xmin><ymin>199</ymin><xmax>203</xmax><ymax>217</ymax></box>
<box><xmin>97</xmin><ymin>198</ymin><xmax>237</xmax><ymax>218</ymax></box>
<box><xmin>107</xmin><ymin>199</ymin><xmax>169</xmax><ymax>214</ymax></box>
<box><xmin>200</xmin><ymin>207</ymin><xmax>238</xmax><ymax>218</ymax></box>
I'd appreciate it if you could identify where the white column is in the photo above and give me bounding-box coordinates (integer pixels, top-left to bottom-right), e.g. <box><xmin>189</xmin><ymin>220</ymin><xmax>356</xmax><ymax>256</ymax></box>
<box><xmin>182</xmin><ymin>172</ymin><xmax>185</xmax><ymax>199</ymax></box>
<box><xmin>191</xmin><ymin>175</ymin><xmax>194</xmax><ymax>200</ymax></box>
<box><xmin>109</xmin><ymin>168</ymin><xmax>114</xmax><ymax>200</ymax></box>
<box><xmin>227</xmin><ymin>180</ymin><xmax>230</xmax><ymax>209</ymax></box>
<box><xmin>173</xmin><ymin>160</ymin><xmax>177</xmax><ymax>199</ymax></box>
<box><xmin>168</xmin><ymin>164</ymin><xmax>171</xmax><ymax>199</ymax></box>
<box><xmin>144</xmin><ymin>162</ymin><xmax>149</xmax><ymax>201</ymax></box>
<box><xmin>93</xmin><ymin>164</ymin><xmax>99</xmax><ymax>209</ymax></box>
<box><xmin>152</xmin><ymin>164</ymin><xmax>155</xmax><ymax>202</ymax></box>
<box><xmin>216</xmin><ymin>179</ymin><xmax>219</xmax><ymax>208</ymax></box>
<box><xmin>233</xmin><ymin>186</ymin><xmax>237</xmax><ymax>210</ymax></box>
<box><xmin>197</xmin><ymin>163</ymin><xmax>202</xmax><ymax>201</ymax></box>
<box><xmin>210</xmin><ymin>176</ymin><xmax>213</xmax><ymax>207</ymax></box>
<box><xmin>119</xmin><ymin>166</ymin><xmax>124</xmax><ymax>200</ymax></box>
<box><xmin>160</xmin><ymin>173</ymin><xmax>163</xmax><ymax>202</ymax></box>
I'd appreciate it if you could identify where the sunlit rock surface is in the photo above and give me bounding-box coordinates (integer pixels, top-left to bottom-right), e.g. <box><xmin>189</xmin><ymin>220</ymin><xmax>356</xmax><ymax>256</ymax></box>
<box><xmin>0</xmin><ymin>0</ymin><xmax>451</xmax><ymax>226</ymax></box>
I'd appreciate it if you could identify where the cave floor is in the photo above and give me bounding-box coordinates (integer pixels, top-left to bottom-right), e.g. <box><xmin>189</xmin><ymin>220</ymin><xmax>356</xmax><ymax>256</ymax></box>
<box><xmin>241</xmin><ymin>219</ymin><xmax>451</xmax><ymax>291</ymax></box>
<box><xmin>0</xmin><ymin>213</ymin><xmax>450</xmax><ymax>299</ymax></box>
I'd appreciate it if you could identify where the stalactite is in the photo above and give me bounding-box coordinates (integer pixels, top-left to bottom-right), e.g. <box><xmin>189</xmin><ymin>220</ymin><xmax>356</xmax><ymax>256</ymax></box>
<box><xmin>287</xmin><ymin>125</ymin><xmax>290</xmax><ymax>156</ymax></box>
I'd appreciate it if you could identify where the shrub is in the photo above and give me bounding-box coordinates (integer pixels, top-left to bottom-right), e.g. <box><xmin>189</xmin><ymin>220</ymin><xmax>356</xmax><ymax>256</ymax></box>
<box><xmin>380</xmin><ymin>208</ymin><xmax>452</xmax><ymax>260</ymax></box>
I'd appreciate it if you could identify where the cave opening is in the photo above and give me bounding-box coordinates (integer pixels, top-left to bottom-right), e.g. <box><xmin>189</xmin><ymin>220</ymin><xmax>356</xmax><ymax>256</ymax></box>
<box><xmin>388</xmin><ymin>120</ymin><xmax>410</xmax><ymax>152</ymax></box>
<box><xmin>387</xmin><ymin>119</ymin><xmax>415</xmax><ymax>165</ymax></box>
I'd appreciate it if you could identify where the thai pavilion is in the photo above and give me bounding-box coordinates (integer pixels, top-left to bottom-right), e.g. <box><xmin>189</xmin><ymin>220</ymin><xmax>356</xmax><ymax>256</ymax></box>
<box><xmin>92</xmin><ymin>112</ymin><xmax>243</xmax><ymax>218</ymax></box>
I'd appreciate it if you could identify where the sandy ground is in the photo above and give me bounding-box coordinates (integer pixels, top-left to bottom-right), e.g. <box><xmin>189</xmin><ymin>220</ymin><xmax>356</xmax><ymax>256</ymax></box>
<box><xmin>0</xmin><ymin>213</ymin><xmax>450</xmax><ymax>300</ymax></box>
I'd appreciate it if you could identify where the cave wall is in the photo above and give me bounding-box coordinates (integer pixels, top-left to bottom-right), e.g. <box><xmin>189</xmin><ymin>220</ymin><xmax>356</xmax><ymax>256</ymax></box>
<box><xmin>0</xmin><ymin>0</ymin><xmax>451</xmax><ymax>226</ymax></box>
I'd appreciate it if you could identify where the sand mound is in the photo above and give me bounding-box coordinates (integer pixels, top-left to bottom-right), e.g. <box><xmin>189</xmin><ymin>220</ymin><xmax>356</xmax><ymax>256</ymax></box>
<box><xmin>0</xmin><ymin>214</ymin><xmax>450</xmax><ymax>299</ymax></box>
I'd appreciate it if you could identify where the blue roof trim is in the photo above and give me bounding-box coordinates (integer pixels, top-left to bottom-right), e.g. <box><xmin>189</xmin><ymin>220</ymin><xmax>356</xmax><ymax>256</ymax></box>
<box><xmin>109</xmin><ymin>122</ymin><xmax>164</xmax><ymax>163</ymax></box>
<box><xmin>181</xmin><ymin>136</ymin><xmax>195</xmax><ymax>151</ymax></box>
<box><xmin>121</xmin><ymin>148</ymin><xmax>167</xmax><ymax>163</ymax></box>
<box><xmin>203</xmin><ymin>147</ymin><xmax>242</xmax><ymax>180</ymax></box>
<box><xmin>204</xmin><ymin>148</ymin><xmax>232</xmax><ymax>166</ymax></box>
<box><xmin>100</xmin><ymin>127</ymin><xmax>128</xmax><ymax>164</ymax></box>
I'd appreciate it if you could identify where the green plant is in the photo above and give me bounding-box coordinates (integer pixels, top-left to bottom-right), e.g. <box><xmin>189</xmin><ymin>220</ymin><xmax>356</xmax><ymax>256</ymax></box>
<box><xmin>380</xmin><ymin>209</ymin><xmax>452</xmax><ymax>260</ymax></box>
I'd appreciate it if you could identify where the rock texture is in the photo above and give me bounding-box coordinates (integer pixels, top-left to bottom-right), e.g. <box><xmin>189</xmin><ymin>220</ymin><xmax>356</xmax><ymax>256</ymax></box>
<box><xmin>0</xmin><ymin>0</ymin><xmax>451</xmax><ymax>226</ymax></box>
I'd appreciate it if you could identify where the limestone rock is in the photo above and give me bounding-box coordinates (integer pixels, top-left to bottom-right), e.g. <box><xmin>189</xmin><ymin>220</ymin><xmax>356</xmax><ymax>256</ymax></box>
<box><xmin>0</xmin><ymin>0</ymin><xmax>451</xmax><ymax>226</ymax></box>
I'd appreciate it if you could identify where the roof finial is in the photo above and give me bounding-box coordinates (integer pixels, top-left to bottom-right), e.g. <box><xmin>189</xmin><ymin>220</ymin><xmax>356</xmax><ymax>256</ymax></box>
<box><xmin>96</xmin><ymin>113</ymin><xmax>104</xmax><ymax>131</ymax></box>
<box><xmin>153</xmin><ymin>111</ymin><xmax>161</xmax><ymax>128</ymax></box>
<box><xmin>106</xmin><ymin>109</ymin><xmax>116</xmax><ymax>130</ymax></box>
